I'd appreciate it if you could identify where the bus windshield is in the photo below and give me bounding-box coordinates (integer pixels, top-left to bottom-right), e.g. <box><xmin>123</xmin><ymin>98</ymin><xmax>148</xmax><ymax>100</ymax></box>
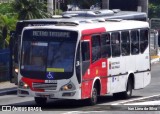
<box><xmin>20</xmin><ymin>29</ymin><xmax>78</xmax><ymax>80</ymax></box>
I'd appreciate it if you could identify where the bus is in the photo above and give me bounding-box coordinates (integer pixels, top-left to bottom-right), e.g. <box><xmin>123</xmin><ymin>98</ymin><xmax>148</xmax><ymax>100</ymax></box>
<box><xmin>17</xmin><ymin>19</ymin><xmax>151</xmax><ymax>105</ymax></box>
<box><xmin>10</xmin><ymin>9</ymin><xmax>148</xmax><ymax>85</ymax></box>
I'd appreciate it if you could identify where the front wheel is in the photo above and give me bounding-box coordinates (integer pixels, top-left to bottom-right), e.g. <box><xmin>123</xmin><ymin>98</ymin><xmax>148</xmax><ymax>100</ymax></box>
<box><xmin>88</xmin><ymin>85</ymin><xmax>98</xmax><ymax>105</ymax></box>
<box><xmin>34</xmin><ymin>97</ymin><xmax>47</xmax><ymax>105</ymax></box>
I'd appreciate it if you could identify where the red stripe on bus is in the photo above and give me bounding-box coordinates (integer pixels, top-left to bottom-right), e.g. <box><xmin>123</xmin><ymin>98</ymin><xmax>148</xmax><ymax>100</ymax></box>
<box><xmin>82</xmin><ymin>27</ymin><xmax>106</xmax><ymax>35</ymax></box>
<box><xmin>21</xmin><ymin>77</ymin><xmax>44</xmax><ymax>92</ymax></box>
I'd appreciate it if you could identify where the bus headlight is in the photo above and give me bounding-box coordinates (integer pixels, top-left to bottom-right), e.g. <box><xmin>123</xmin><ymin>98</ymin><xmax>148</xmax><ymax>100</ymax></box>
<box><xmin>60</xmin><ymin>81</ymin><xmax>76</xmax><ymax>91</ymax></box>
<box><xmin>19</xmin><ymin>80</ymin><xmax>29</xmax><ymax>89</ymax></box>
<box><xmin>15</xmin><ymin>68</ymin><xmax>19</xmax><ymax>73</ymax></box>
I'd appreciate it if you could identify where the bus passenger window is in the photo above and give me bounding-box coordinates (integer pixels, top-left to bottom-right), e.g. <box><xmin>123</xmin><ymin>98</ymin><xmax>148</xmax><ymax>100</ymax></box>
<box><xmin>101</xmin><ymin>33</ymin><xmax>111</xmax><ymax>58</ymax></box>
<box><xmin>111</xmin><ymin>32</ymin><xmax>120</xmax><ymax>57</ymax></box>
<box><xmin>82</xmin><ymin>42</ymin><xmax>90</xmax><ymax>61</ymax></box>
<box><xmin>140</xmin><ymin>29</ymin><xmax>148</xmax><ymax>53</ymax></box>
<box><xmin>131</xmin><ymin>30</ymin><xmax>139</xmax><ymax>55</ymax></box>
<box><xmin>91</xmin><ymin>35</ymin><xmax>101</xmax><ymax>62</ymax></box>
<box><xmin>121</xmin><ymin>31</ymin><xmax>130</xmax><ymax>56</ymax></box>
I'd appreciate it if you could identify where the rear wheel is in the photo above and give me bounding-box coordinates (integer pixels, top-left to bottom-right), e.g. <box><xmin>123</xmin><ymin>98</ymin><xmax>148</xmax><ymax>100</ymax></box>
<box><xmin>113</xmin><ymin>78</ymin><xmax>132</xmax><ymax>99</ymax></box>
<box><xmin>122</xmin><ymin>78</ymin><xmax>132</xmax><ymax>99</ymax></box>
<box><xmin>34</xmin><ymin>97</ymin><xmax>47</xmax><ymax>105</ymax></box>
<box><xmin>88</xmin><ymin>85</ymin><xmax>98</xmax><ymax>105</ymax></box>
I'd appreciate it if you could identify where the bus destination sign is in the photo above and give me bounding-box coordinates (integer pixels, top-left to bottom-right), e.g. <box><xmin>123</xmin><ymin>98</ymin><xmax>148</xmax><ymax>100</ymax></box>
<box><xmin>32</xmin><ymin>31</ymin><xmax>70</xmax><ymax>38</ymax></box>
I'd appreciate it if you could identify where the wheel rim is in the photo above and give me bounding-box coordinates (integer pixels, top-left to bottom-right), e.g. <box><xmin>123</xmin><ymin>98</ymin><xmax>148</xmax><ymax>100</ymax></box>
<box><xmin>91</xmin><ymin>88</ymin><xmax>97</xmax><ymax>103</ymax></box>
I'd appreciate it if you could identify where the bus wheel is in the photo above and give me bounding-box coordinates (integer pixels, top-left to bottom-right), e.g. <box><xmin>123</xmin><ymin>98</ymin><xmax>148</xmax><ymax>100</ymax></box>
<box><xmin>34</xmin><ymin>97</ymin><xmax>47</xmax><ymax>105</ymax></box>
<box><xmin>113</xmin><ymin>78</ymin><xmax>132</xmax><ymax>99</ymax></box>
<box><xmin>122</xmin><ymin>78</ymin><xmax>132</xmax><ymax>99</ymax></box>
<box><xmin>88</xmin><ymin>85</ymin><xmax>98</xmax><ymax>105</ymax></box>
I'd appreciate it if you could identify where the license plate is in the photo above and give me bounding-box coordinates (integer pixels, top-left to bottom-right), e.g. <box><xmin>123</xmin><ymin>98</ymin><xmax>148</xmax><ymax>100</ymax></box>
<box><xmin>45</xmin><ymin>80</ymin><xmax>57</xmax><ymax>83</ymax></box>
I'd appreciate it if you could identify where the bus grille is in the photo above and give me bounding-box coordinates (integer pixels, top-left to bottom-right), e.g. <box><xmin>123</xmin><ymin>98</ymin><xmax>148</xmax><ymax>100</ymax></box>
<box><xmin>32</xmin><ymin>83</ymin><xmax>57</xmax><ymax>90</ymax></box>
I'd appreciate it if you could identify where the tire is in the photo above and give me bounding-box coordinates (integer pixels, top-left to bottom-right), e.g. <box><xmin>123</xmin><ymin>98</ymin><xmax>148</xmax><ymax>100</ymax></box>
<box><xmin>88</xmin><ymin>85</ymin><xmax>98</xmax><ymax>105</ymax></box>
<box><xmin>121</xmin><ymin>78</ymin><xmax>133</xmax><ymax>99</ymax></box>
<box><xmin>113</xmin><ymin>78</ymin><xmax>132</xmax><ymax>99</ymax></box>
<box><xmin>35</xmin><ymin>97</ymin><xmax>47</xmax><ymax>105</ymax></box>
<box><xmin>113</xmin><ymin>92</ymin><xmax>121</xmax><ymax>99</ymax></box>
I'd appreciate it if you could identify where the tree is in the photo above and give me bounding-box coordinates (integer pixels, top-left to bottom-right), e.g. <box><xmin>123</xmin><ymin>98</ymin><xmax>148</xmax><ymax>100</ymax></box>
<box><xmin>0</xmin><ymin>3</ymin><xmax>15</xmax><ymax>15</ymax></box>
<box><xmin>0</xmin><ymin>14</ymin><xmax>17</xmax><ymax>49</ymax></box>
<box><xmin>149</xmin><ymin>0</ymin><xmax>160</xmax><ymax>18</ymax></box>
<box><xmin>11</xmin><ymin>0</ymin><xmax>51</xmax><ymax>20</ymax></box>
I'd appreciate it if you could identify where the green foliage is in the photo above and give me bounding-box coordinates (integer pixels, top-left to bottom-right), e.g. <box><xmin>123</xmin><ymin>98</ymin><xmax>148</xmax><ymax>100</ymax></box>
<box><xmin>149</xmin><ymin>0</ymin><xmax>160</xmax><ymax>18</ymax></box>
<box><xmin>54</xmin><ymin>9</ymin><xmax>63</xmax><ymax>15</ymax></box>
<box><xmin>11</xmin><ymin>0</ymin><xmax>52</xmax><ymax>20</ymax></box>
<box><xmin>0</xmin><ymin>3</ymin><xmax>17</xmax><ymax>49</ymax></box>
<box><xmin>0</xmin><ymin>14</ymin><xmax>17</xmax><ymax>49</ymax></box>
<box><xmin>0</xmin><ymin>3</ymin><xmax>14</xmax><ymax>15</ymax></box>
<box><xmin>0</xmin><ymin>0</ymin><xmax>51</xmax><ymax>49</ymax></box>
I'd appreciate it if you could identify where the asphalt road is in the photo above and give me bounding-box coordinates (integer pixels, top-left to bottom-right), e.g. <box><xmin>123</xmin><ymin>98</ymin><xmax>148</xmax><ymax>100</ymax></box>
<box><xmin>1</xmin><ymin>63</ymin><xmax>160</xmax><ymax>113</ymax></box>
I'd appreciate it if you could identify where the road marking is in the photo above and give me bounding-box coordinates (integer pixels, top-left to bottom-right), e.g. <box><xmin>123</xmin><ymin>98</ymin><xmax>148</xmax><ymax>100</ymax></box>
<box><xmin>124</xmin><ymin>101</ymin><xmax>160</xmax><ymax>105</ymax></box>
<box><xmin>62</xmin><ymin>111</ymin><xmax>81</xmax><ymax>114</ymax></box>
<box><xmin>62</xmin><ymin>111</ymin><xmax>105</xmax><ymax>114</ymax></box>
<box><xmin>112</xmin><ymin>94</ymin><xmax>160</xmax><ymax>105</ymax></box>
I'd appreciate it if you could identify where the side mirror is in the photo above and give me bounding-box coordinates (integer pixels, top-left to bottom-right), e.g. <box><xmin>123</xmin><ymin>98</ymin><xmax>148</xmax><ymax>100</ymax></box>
<box><xmin>10</xmin><ymin>31</ymin><xmax>16</xmax><ymax>38</ymax></box>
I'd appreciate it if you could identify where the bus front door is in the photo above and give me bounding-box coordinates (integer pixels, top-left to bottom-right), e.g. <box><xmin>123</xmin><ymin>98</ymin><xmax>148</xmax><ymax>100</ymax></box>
<box><xmin>81</xmin><ymin>40</ymin><xmax>91</xmax><ymax>99</ymax></box>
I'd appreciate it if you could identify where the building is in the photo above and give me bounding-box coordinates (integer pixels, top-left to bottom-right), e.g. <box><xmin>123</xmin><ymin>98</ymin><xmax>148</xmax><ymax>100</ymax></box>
<box><xmin>102</xmin><ymin>0</ymin><xmax>148</xmax><ymax>13</ymax></box>
<box><xmin>47</xmin><ymin>0</ymin><xmax>148</xmax><ymax>15</ymax></box>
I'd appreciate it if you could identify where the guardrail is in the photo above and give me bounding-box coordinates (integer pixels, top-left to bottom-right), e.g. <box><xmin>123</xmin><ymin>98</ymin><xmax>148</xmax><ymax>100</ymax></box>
<box><xmin>0</xmin><ymin>49</ymin><xmax>10</xmax><ymax>82</ymax></box>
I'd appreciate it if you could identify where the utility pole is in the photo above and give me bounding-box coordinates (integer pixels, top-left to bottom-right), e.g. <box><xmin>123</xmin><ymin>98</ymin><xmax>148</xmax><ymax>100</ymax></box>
<box><xmin>55</xmin><ymin>0</ymin><xmax>57</xmax><ymax>15</ymax></box>
<box><xmin>102</xmin><ymin>0</ymin><xmax>109</xmax><ymax>9</ymax></box>
<box><xmin>47</xmin><ymin>0</ymin><xmax>54</xmax><ymax>15</ymax></box>
<box><xmin>138</xmin><ymin>0</ymin><xmax>148</xmax><ymax>15</ymax></box>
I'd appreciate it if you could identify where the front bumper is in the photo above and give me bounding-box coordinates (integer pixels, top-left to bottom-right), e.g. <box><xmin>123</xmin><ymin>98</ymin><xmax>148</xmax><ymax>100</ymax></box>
<box><xmin>17</xmin><ymin>88</ymin><xmax>81</xmax><ymax>100</ymax></box>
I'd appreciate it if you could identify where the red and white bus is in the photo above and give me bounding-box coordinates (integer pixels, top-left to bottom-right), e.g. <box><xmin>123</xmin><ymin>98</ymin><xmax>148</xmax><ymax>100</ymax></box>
<box><xmin>18</xmin><ymin>19</ymin><xmax>151</xmax><ymax>105</ymax></box>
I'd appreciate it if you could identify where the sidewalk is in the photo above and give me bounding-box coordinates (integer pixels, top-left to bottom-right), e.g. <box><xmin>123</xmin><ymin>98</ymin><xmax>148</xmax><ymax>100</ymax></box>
<box><xmin>151</xmin><ymin>55</ymin><xmax>160</xmax><ymax>64</ymax></box>
<box><xmin>0</xmin><ymin>81</ymin><xmax>17</xmax><ymax>96</ymax></box>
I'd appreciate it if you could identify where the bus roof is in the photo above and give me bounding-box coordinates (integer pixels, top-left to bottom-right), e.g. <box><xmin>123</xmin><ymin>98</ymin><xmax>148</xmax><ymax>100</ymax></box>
<box><xmin>21</xmin><ymin>10</ymin><xmax>147</xmax><ymax>22</ymax></box>
<box><xmin>23</xmin><ymin>20</ymin><xmax>149</xmax><ymax>33</ymax></box>
<box><xmin>16</xmin><ymin>10</ymin><xmax>147</xmax><ymax>35</ymax></box>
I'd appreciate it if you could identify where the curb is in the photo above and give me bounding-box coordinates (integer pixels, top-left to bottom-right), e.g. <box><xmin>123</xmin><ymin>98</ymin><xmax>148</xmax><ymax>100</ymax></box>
<box><xmin>0</xmin><ymin>87</ymin><xmax>17</xmax><ymax>96</ymax></box>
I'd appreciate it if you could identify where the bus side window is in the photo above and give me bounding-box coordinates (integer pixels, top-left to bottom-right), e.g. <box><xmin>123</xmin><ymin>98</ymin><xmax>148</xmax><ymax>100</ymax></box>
<box><xmin>121</xmin><ymin>31</ymin><xmax>130</xmax><ymax>56</ymax></box>
<box><xmin>101</xmin><ymin>33</ymin><xmax>111</xmax><ymax>58</ymax></box>
<box><xmin>82</xmin><ymin>42</ymin><xmax>90</xmax><ymax>61</ymax></box>
<box><xmin>140</xmin><ymin>29</ymin><xmax>148</xmax><ymax>53</ymax></box>
<box><xmin>91</xmin><ymin>35</ymin><xmax>101</xmax><ymax>62</ymax></box>
<box><xmin>111</xmin><ymin>32</ymin><xmax>120</xmax><ymax>57</ymax></box>
<box><xmin>131</xmin><ymin>30</ymin><xmax>139</xmax><ymax>55</ymax></box>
